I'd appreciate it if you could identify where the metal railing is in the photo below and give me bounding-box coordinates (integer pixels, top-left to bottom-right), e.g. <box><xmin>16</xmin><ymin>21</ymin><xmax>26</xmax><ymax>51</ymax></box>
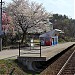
<box><xmin>19</xmin><ymin>41</ymin><xmax>41</xmax><ymax>57</ymax></box>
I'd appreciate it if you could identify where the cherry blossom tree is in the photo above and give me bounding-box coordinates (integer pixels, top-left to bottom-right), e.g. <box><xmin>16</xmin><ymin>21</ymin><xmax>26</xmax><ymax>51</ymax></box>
<box><xmin>2</xmin><ymin>12</ymin><xmax>14</xmax><ymax>34</ymax></box>
<box><xmin>7</xmin><ymin>0</ymin><xmax>52</xmax><ymax>43</ymax></box>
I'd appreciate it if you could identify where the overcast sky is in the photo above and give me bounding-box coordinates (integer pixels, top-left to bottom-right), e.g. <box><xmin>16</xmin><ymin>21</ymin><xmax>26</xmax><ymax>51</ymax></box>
<box><xmin>2</xmin><ymin>0</ymin><xmax>75</xmax><ymax>19</ymax></box>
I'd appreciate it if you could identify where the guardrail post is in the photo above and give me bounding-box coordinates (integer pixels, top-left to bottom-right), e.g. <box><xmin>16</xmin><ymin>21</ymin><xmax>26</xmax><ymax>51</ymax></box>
<box><xmin>19</xmin><ymin>42</ymin><xmax>20</xmax><ymax>57</ymax></box>
<box><xmin>30</xmin><ymin>41</ymin><xmax>31</xmax><ymax>50</ymax></box>
<box><xmin>40</xmin><ymin>41</ymin><xmax>41</xmax><ymax>57</ymax></box>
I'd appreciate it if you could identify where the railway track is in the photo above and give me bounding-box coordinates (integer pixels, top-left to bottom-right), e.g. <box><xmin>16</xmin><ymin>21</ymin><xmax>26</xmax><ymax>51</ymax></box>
<box><xmin>57</xmin><ymin>50</ymin><xmax>75</xmax><ymax>75</ymax></box>
<box><xmin>40</xmin><ymin>46</ymin><xmax>75</xmax><ymax>75</ymax></box>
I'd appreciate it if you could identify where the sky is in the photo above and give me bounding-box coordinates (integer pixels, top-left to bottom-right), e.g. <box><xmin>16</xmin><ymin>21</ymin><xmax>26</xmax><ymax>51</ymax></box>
<box><xmin>2</xmin><ymin>0</ymin><xmax>75</xmax><ymax>19</ymax></box>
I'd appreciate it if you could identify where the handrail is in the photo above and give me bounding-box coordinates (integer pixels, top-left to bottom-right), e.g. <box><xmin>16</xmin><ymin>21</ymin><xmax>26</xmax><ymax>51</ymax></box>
<box><xmin>18</xmin><ymin>41</ymin><xmax>41</xmax><ymax>57</ymax></box>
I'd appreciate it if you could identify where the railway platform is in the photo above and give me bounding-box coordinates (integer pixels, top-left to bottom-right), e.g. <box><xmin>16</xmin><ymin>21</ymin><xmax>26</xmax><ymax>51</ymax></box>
<box><xmin>17</xmin><ymin>42</ymin><xmax>75</xmax><ymax>71</ymax></box>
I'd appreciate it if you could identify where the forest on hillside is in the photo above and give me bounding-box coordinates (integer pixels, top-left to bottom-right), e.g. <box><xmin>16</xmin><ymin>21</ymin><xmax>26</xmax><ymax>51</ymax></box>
<box><xmin>50</xmin><ymin>14</ymin><xmax>75</xmax><ymax>41</ymax></box>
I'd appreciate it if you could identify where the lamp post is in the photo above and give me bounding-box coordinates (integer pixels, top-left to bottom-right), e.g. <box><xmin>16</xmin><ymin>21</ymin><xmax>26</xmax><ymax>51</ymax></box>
<box><xmin>0</xmin><ymin>0</ymin><xmax>3</xmax><ymax>51</ymax></box>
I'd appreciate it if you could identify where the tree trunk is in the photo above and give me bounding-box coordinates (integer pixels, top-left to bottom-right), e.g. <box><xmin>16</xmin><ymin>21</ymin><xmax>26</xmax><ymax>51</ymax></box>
<box><xmin>21</xmin><ymin>32</ymin><xmax>27</xmax><ymax>43</ymax></box>
<box><xmin>21</xmin><ymin>32</ymin><xmax>25</xmax><ymax>43</ymax></box>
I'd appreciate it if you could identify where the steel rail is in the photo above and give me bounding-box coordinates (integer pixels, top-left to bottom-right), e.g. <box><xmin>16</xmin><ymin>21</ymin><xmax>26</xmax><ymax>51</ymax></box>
<box><xmin>57</xmin><ymin>50</ymin><xmax>75</xmax><ymax>75</ymax></box>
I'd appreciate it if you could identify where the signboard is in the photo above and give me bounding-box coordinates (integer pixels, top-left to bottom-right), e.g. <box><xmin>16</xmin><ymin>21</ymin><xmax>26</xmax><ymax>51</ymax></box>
<box><xmin>30</xmin><ymin>38</ymin><xmax>34</xmax><ymax>50</ymax></box>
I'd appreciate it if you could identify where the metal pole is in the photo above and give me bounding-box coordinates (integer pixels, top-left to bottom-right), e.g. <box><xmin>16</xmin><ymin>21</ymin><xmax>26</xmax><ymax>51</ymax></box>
<box><xmin>0</xmin><ymin>0</ymin><xmax>2</xmax><ymax>51</ymax></box>
<box><xmin>19</xmin><ymin>42</ymin><xmax>20</xmax><ymax>56</ymax></box>
<box><xmin>0</xmin><ymin>0</ymin><xmax>2</xmax><ymax>31</ymax></box>
<box><xmin>40</xmin><ymin>41</ymin><xmax>41</xmax><ymax>57</ymax></box>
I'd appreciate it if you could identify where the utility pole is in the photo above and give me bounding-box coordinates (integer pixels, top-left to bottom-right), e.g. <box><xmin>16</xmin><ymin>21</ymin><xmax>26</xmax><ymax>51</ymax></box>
<box><xmin>0</xmin><ymin>0</ymin><xmax>3</xmax><ymax>51</ymax></box>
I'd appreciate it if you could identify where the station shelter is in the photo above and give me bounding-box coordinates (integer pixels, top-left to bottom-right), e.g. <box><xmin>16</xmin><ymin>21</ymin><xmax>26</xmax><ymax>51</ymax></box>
<box><xmin>39</xmin><ymin>29</ymin><xmax>63</xmax><ymax>46</ymax></box>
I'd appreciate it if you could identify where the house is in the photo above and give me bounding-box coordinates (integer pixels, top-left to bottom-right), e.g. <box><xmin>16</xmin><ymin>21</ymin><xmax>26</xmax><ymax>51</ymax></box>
<box><xmin>39</xmin><ymin>29</ymin><xmax>64</xmax><ymax>46</ymax></box>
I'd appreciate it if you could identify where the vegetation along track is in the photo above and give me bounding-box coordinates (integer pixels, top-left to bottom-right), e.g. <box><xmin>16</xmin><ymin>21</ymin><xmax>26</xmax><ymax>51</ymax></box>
<box><xmin>40</xmin><ymin>45</ymin><xmax>75</xmax><ymax>75</ymax></box>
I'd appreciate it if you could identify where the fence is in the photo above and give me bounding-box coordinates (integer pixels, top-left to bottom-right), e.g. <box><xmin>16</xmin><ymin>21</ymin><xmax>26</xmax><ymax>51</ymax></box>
<box><xmin>19</xmin><ymin>41</ymin><xmax>41</xmax><ymax>57</ymax></box>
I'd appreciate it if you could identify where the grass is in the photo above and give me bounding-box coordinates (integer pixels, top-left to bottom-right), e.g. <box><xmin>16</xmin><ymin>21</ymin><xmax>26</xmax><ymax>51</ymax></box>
<box><xmin>0</xmin><ymin>59</ymin><xmax>40</xmax><ymax>75</ymax></box>
<box><xmin>0</xmin><ymin>59</ymin><xmax>27</xmax><ymax>75</ymax></box>
<box><xmin>58</xmin><ymin>38</ymin><xmax>66</xmax><ymax>43</ymax></box>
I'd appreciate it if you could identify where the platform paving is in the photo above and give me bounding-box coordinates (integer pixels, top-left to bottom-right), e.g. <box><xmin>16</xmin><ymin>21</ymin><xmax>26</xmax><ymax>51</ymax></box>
<box><xmin>0</xmin><ymin>49</ymin><xmax>18</xmax><ymax>59</ymax></box>
<box><xmin>19</xmin><ymin>42</ymin><xmax>75</xmax><ymax>60</ymax></box>
<box><xmin>0</xmin><ymin>42</ymin><xmax>75</xmax><ymax>60</ymax></box>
